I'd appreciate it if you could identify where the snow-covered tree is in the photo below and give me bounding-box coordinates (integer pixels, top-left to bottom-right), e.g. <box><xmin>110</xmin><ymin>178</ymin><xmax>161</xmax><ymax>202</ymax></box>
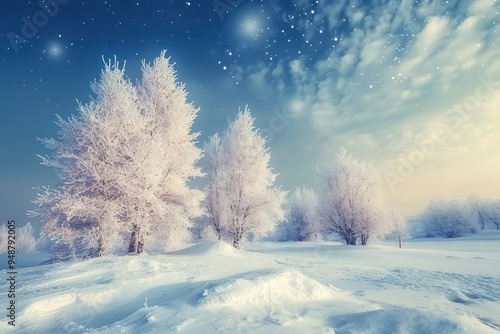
<box><xmin>487</xmin><ymin>200</ymin><xmax>500</xmax><ymax>230</ymax></box>
<box><xmin>0</xmin><ymin>224</ymin><xmax>7</xmax><ymax>254</ymax></box>
<box><xmin>31</xmin><ymin>51</ymin><xmax>204</xmax><ymax>257</ymax></box>
<box><xmin>202</xmin><ymin>108</ymin><xmax>286</xmax><ymax>249</ymax></box>
<box><xmin>32</xmin><ymin>59</ymin><xmax>139</xmax><ymax>257</ymax></box>
<box><xmin>420</xmin><ymin>198</ymin><xmax>472</xmax><ymax>238</ymax></box>
<box><xmin>466</xmin><ymin>194</ymin><xmax>488</xmax><ymax>230</ymax></box>
<box><xmin>387</xmin><ymin>207</ymin><xmax>407</xmax><ymax>248</ymax></box>
<box><xmin>317</xmin><ymin>148</ymin><xmax>390</xmax><ymax>245</ymax></box>
<box><xmin>16</xmin><ymin>223</ymin><xmax>37</xmax><ymax>254</ymax></box>
<box><xmin>125</xmin><ymin>50</ymin><xmax>204</xmax><ymax>253</ymax></box>
<box><xmin>285</xmin><ymin>187</ymin><xmax>319</xmax><ymax>241</ymax></box>
<box><xmin>466</xmin><ymin>195</ymin><xmax>500</xmax><ymax>231</ymax></box>
<box><xmin>201</xmin><ymin>133</ymin><xmax>225</xmax><ymax>240</ymax></box>
<box><xmin>486</xmin><ymin>200</ymin><xmax>500</xmax><ymax>230</ymax></box>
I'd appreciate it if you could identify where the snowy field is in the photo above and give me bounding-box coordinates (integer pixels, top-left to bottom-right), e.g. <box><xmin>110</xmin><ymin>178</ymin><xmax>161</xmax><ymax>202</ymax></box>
<box><xmin>2</xmin><ymin>232</ymin><xmax>500</xmax><ymax>334</ymax></box>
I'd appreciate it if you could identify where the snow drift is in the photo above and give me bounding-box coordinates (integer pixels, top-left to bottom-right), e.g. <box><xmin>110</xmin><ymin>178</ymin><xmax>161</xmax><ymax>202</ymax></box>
<box><xmin>199</xmin><ymin>269</ymin><xmax>355</xmax><ymax>307</ymax></box>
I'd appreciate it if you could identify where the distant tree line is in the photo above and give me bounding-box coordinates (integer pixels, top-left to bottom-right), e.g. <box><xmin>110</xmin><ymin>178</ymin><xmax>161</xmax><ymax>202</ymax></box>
<box><xmin>28</xmin><ymin>51</ymin><xmax>498</xmax><ymax>259</ymax></box>
<box><xmin>276</xmin><ymin>148</ymin><xmax>407</xmax><ymax>247</ymax></box>
<box><xmin>419</xmin><ymin>195</ymin><xmax>500</xmax><ymax>238</ymax></box>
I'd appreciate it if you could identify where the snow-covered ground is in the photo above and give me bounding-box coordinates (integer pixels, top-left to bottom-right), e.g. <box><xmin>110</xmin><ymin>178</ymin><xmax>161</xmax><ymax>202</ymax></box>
<box><xmin>2</xmin><ymin>231</ymin><xmax>500</xmax><ymax>333</ymax></box>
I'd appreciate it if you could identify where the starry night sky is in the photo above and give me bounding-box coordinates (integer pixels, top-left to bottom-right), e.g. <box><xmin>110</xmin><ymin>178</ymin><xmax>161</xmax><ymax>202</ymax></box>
<box><xmin>1</xmin><ymin>0</ymin><xmax>500</xmax><ymax>225</ymax></box>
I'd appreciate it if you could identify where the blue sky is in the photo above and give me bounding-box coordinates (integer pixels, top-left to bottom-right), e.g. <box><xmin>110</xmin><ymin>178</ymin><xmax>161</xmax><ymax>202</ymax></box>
<box><xmin>1</xmin><ymin>0</ymin><xmax>499</xmax><ymax>225</ymax></box>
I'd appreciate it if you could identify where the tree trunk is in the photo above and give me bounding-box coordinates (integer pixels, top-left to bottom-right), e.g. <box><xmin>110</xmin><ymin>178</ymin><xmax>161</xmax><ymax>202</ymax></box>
<box><xmin>128</xmin><ymin>229</ymin><xmax>137</xmax><ymax>253</ymax></box>
<box><xmin>477</xmin><ymin>205</ymin><xmax>485</xmax><ymax>229</ymax></box>
<box><xmin>215</xmin><ymin>223</ymin><xmax>222</xmax><ymax>240</ymax></box>
<box><xmin>398</xmin><ymin>236</ymin><xmax>402</xmax><ymax>249</ymax></box>
<box><xmin>345</xmin><ymin>234</ymin><xmax>357</xmax><ymax>245</ymax></box>
<box><xmin>232</xmin><ymin>229</ymin><xmax>243</xmax><ymax>249</ymax></box>
<box><xmin>361</xmin><ymin>233</ymin><xmax>369</xmax><ymax>245</ymax></box>
<box><xmin>128</xmin><ymin>225</ymin><xmax>142</xmax><ymax>253</ymax></box>
<box><xmin>97</xmin><ymin>234</ymin><xmax>105</xmax><ymax>257</ymax></box>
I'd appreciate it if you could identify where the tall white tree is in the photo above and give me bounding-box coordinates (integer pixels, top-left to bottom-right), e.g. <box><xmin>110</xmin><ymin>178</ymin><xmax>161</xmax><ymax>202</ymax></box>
<box><xmin>125</xmin><ymin>50</ymin><xmax>204</xmax><ymax>253</ymax></box>
<box><xmin>285</xmin><ymin>187</ymin><xmax>319</xmax><ymax>241</ymax></box>
<box><xmin>317</xmin><ymin>148</ymin><xmax>390</xmax><ymax>245</ymax></box>
<box><xmin>203</xmin><ymin>108</ymin><xmax>286</xmax><ymax>249</ymax></box>
<box><xmin>201</xmin><ymin>133</ymin><xmax>225</xmax><ymax>240</ymax></box>
<box><xmin>31</xmin><ymin>51</ymin><xmax>204</xmax><ymax>257</ymax></box>
<box><xmin>32</xmin><ymin>59</ymin><xmax>139</xmax><ymax>257</ymax></box>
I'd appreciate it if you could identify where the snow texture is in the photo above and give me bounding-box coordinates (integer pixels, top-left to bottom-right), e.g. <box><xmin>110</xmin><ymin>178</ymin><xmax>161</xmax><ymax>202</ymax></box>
<box><xmin>1</xmin><ymin>233</ymin><xmax>499</xmax><ymax>333</ymax></box>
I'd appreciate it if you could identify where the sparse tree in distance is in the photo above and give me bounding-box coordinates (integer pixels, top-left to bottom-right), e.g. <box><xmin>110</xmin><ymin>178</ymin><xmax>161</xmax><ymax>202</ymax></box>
<box><xmin>317</xmin><ymin>148</ymin><xmax>390</xmax><ymax>245</ymax></box>
<box><xmin>16</xmin><ymin>223</ymin><xmax>37</xmax><ymax>254</ymax></box>
<box><xmin>467</xmin><ymin>194</ymin><xmax>487</xmax><ymax>230</ymax></box>
<box><xmin>285</xmin><ymin>187</ymin><xmax>319</xmax><ymax>241</ymax></box>
<box><xmin>387</xmin><ymin>207</ymin><xmax>407</xmax><ymax>248</ymax></box>
<box><xmin>466</xmin><ymin>195</ymin><xmax>500</xmax><ymax>231</ymax></box>
<box><xmin>488</xmin><ymin>200</ymin><xmax>500</xmax><ymax>230</ymax></box>
<box><xmin>0</xmin><ymin>224</ymin><xmax>7</xmax><ymax>254</ymax></box>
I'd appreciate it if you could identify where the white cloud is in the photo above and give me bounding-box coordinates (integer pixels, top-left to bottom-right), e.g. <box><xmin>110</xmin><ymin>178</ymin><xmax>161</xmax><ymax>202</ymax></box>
<box><xmin>468</xmin><ymin>0</ymin><xmax>498</xmax><ymax>14</ymax></box>
<box><xmin>398</xmin><ymin>16</ymin><xmax>450</xmax><ymax>76</ymax></box>
<box><xmin>248</xmin><ymin>64</ymin><xmax>269</xmax><ymax>86</ymax></box>
<box><xmin>359</xmin><ymin>38</ymin><xmax>387</xmax><ymax>69</ymax></box>
<box><xmin>339</xmin><ymin>53</ymin><xmax>357</xmax><ymax>74</ymax></box>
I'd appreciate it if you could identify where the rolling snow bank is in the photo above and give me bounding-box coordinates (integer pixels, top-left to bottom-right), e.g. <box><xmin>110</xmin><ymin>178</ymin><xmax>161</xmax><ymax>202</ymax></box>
<box><xmin>198</xmin><ymin>268</ymin><xmax>376</xmax><ymax>327</ymax></box>
<box><xmin>1</xmin><ymin>238</ymin><xmax>499</xmax><ymax>333</ymax></box>
<box><xmin>169</xmin><ymin>241</ymin><xmax>238</xmax><ymax>256</ymax></box>
<box><xmin>199</xmin><ymin>269</ymin><xmax>345</xmax><ymax>307</ymax></box>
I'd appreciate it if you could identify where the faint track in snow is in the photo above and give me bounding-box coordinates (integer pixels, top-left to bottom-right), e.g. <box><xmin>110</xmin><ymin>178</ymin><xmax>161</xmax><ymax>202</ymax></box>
<box><xmin>341</xmin><ymin>267</ymin><xmax>500</xmax><ymax>303</ymax></box>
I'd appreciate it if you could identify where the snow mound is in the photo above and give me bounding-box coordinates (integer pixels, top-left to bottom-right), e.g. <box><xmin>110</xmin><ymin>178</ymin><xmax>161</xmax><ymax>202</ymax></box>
<box><xmin>329</xmin><ymin>308</ymin><xmax>499</xmax><ymax>334</ymax></box>
<box><xmin>170</xmin><ymin>241</ymin><xmax>238</xmax><ymax>256</ymax></box>
<box><xmin>199</xmin><ymin>269</ymin><xmax>350</xmax><ymax>308</ymax></box>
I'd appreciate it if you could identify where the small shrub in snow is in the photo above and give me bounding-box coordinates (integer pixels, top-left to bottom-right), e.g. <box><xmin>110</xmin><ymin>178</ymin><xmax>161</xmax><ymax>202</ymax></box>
<box><xmin>282</xmin><ymin>187</ymin><xmax>320</xmax><ymax>241</ymax></box>
<box><xmin>0</xmin><ymin>223</ymin><xmax>37</xmax><ymax>254</ymax></box>
<box><xmin>16</xmin><ymin>223</ymin><xmax>37</xmax><ymax>254</ymax></box>
<box><xmin>0</xmin><ymin>224</ymin><xmax>7</xmax><ymax>254</ymax></box>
